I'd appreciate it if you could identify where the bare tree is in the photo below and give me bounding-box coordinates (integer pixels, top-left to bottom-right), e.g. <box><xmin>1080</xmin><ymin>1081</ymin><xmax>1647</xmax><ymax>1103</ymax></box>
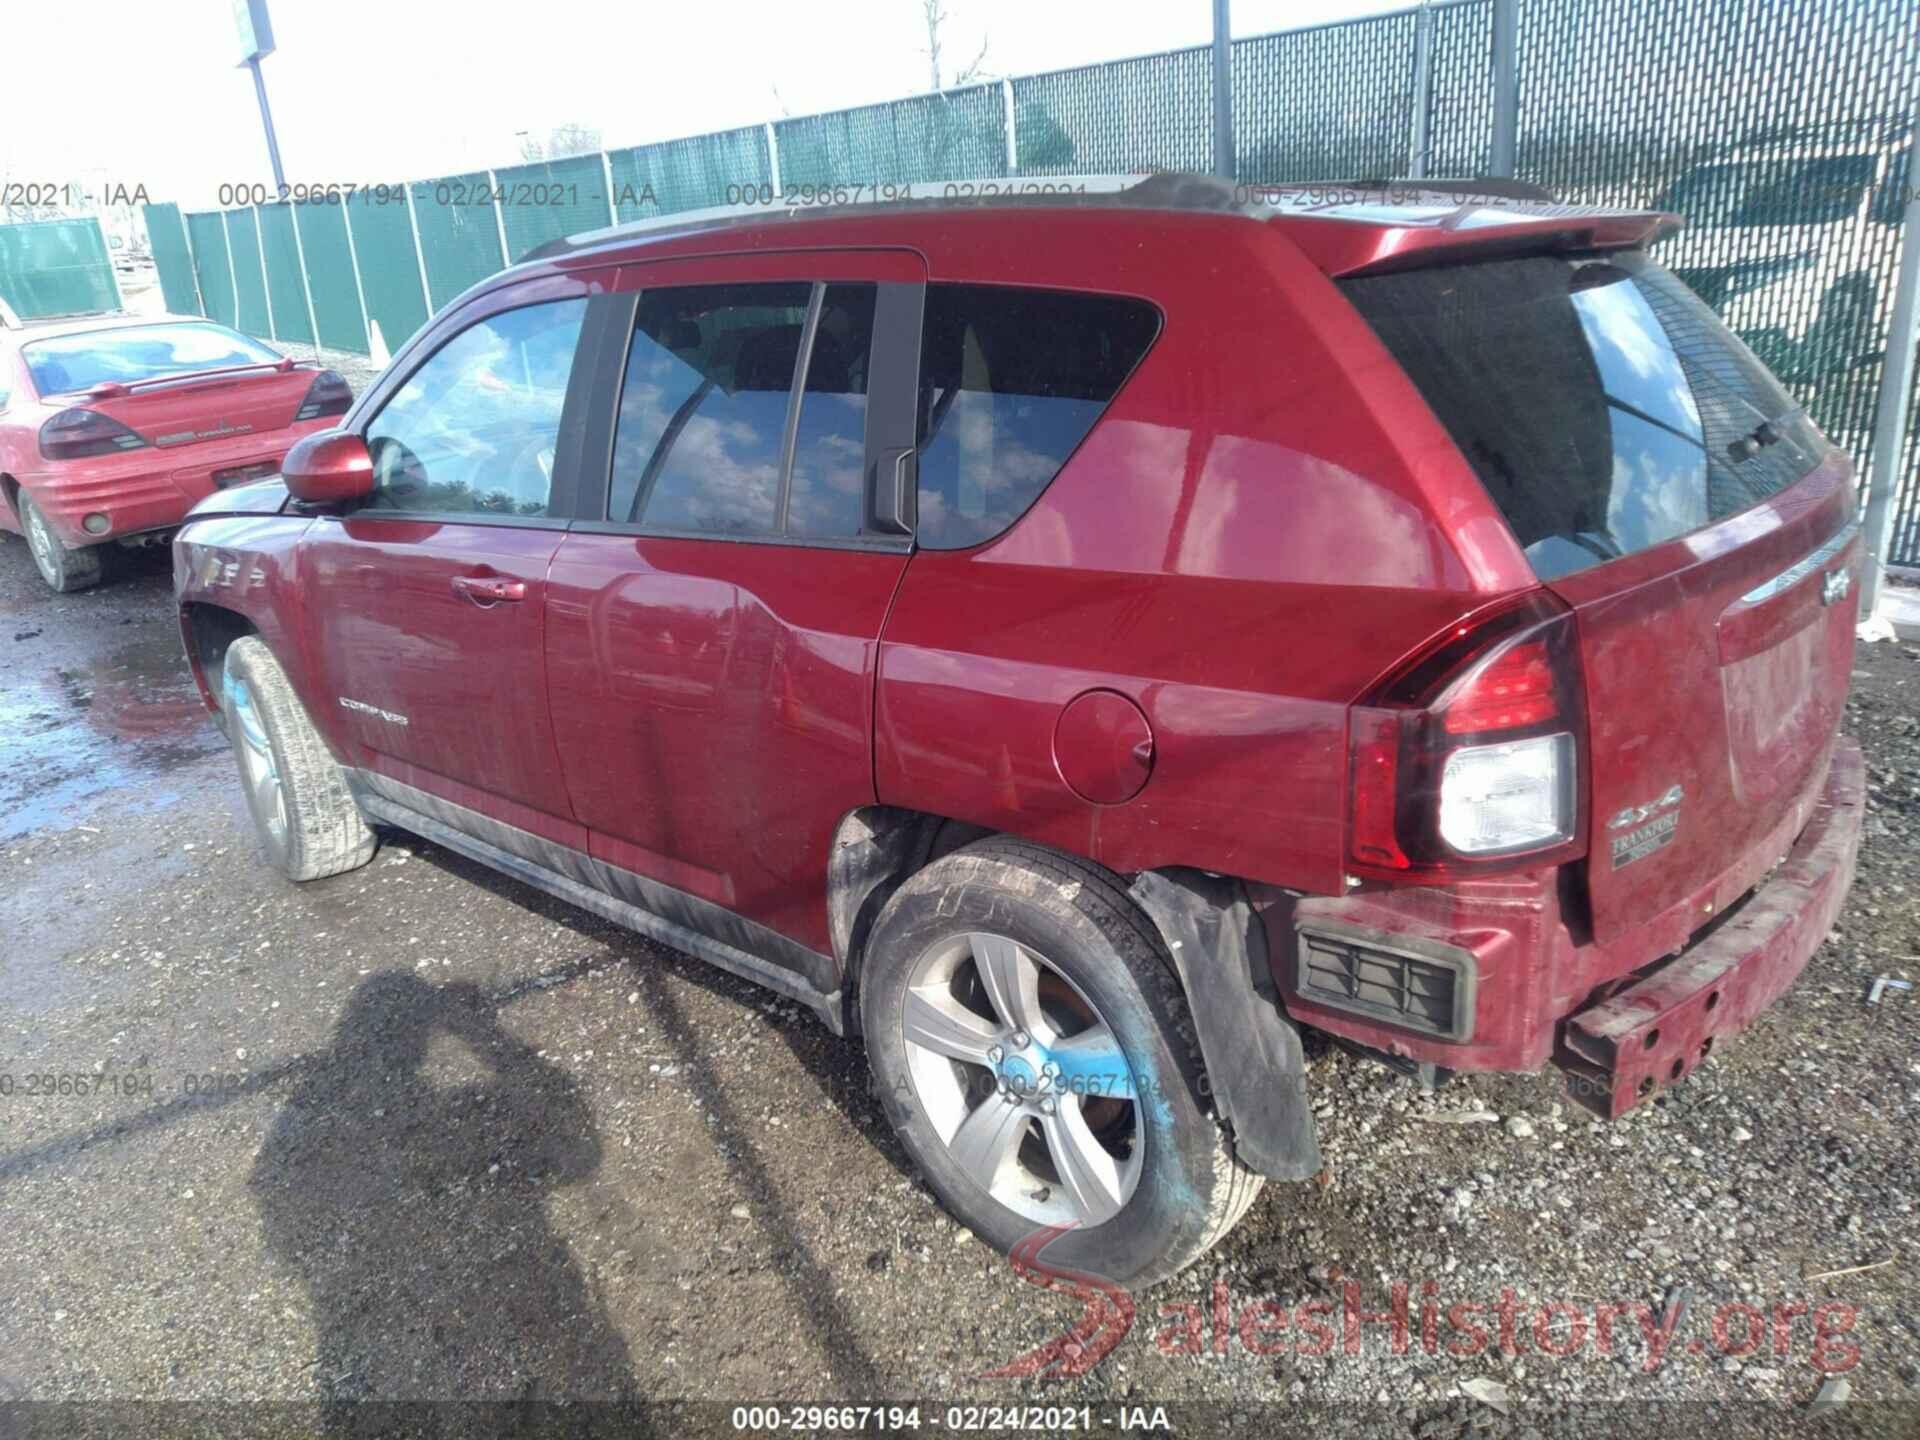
<box><xmin>518</xmin><ymin>122</ymin><xmax>604</xmax><ymax>163</ymax></box>
<box><xmin>921</xmin><ymin>0</ymin><xmax>989</xmax><ymax>91</ymax></box>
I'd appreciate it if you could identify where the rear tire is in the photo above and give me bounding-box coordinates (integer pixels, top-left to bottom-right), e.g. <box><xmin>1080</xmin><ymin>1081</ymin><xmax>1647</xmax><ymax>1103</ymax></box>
<box><xmin>19</xmin><ymin>490</ymin><xmax>103</xmax><ymax>593</ymax></box>
<box><xmin>222</xmin><ymin>636</ymin><xmax>375</xmax><ymax>881</ymax></box>
<box><xmin>860</xmin><ymin>838</ymin><xmax>1262</xmax><ymax>1289</ymax></box>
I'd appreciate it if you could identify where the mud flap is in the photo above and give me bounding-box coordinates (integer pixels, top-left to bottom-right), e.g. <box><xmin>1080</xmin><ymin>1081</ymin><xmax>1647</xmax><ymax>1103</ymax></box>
<box><xmin>1128</xmin><ymin>868</ymin><xmax>1321</xmax><ymax>1181</ymax></box>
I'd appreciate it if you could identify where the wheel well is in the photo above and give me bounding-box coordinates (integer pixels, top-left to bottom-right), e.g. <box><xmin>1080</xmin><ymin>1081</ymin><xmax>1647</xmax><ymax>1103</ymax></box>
<box><xmin>828</xmin><ymin>806</ymin><xmax>991</xmax><ymax>1000</ymax></box>
<box><xmin>0</xmin><ymin>475</ymin><xmax>18</xmax><ymax>521</ymax></box>
<box><xmin>181</xmin><ymin>603</ymin><xmax>258</xmax><ymax>707</ymax></box>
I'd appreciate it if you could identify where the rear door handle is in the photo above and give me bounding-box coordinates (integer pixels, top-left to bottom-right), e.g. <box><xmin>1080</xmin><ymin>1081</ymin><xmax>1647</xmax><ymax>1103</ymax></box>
<box><xmin>451</xmin><ymin>574</ymin><xmax>526</xmax><ymax>605</ymax></box>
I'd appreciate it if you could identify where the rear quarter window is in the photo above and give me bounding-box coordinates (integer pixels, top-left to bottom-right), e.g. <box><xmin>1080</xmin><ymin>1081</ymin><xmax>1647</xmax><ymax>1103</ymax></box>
<box><xmin>1340</xmin><ymin>252</ymin><xmax>1833</xmax><ymax>581</ymax></box>
<box><xmin>915</xmin><ymin>284</ymin><xmax>1159</xmax><ymax>550</ymax></box>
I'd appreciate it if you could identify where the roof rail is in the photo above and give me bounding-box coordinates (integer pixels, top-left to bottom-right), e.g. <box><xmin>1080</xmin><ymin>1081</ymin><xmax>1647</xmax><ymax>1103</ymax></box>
<box><xmin>520</xmin><ymin>170</ymin><xmax>1566</xmax><ymax>267</ymax></box>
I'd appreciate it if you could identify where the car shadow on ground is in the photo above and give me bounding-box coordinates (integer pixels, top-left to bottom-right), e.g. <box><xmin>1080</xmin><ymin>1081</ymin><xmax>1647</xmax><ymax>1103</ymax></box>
<box><xmin>248</xmin><ymin>971</ymin><xmax>645</xmax><ymax>1421</ymax></box>
<box><xmin>359</xmin><ymin>837</ymin><xmax>904</xmax><ymax>1397</ymax></box>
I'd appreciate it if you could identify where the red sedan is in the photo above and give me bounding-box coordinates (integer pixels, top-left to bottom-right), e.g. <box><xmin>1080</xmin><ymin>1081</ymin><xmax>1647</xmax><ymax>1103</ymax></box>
<box><xmin>0</xmin><ymin>313</ymin><xmax>349</xmax><ymax>591</ymax></box>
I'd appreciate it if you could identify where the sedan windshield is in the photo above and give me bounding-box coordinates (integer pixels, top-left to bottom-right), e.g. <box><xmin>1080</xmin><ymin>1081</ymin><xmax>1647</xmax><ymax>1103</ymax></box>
<box><xmin>24</xmin><ymin>323</ymin><xmax>281</xmax><ymax>396</ymax></box>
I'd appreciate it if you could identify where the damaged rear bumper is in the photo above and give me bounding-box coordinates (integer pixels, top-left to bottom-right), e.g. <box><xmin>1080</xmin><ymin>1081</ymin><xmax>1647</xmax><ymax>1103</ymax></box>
<box><xmin>1558</xmin><ymin>738</ymin><xmax>1865</xmax><ymax>1117</ymax></box>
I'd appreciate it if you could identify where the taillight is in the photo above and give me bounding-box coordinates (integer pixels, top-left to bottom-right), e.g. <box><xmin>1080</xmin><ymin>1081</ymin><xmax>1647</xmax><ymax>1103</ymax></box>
<box><xmin>295</xmin><ymin>369</ymin><xmax>352</xmax><ymax>421</ymax></box>
<box><xmin>38</xmin><ymin>408</ymin><xmax>148</xmax><ymax>461</ymax></box>
<box><xmin>1348</xmin><ymin>593</ymin><xmax>1587</xmax><ymax>881</ymax></box>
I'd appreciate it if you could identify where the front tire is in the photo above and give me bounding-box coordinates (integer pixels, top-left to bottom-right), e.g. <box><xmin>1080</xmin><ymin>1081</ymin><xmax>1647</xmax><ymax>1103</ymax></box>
<box><xmin>19</xmin><ymin>490</ymin><xmax>103</xmax><ymax>593</ymax></box>
<box><xmin>860</xmin><ymin>838</ymin><xmax>1262</xmax><ymax>1289</ymax></box>
<box><xmin>222</xmin><ymin>636</ymin><xmax>375</xmax><ymax>881</ymax></box>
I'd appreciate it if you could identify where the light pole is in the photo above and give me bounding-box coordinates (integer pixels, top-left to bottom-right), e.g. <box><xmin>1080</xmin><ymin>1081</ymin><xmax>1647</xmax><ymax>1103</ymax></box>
<box><xmin>234</xmin><ymin>0</ymin><xmax>286</xmax><ymax>193</ymax></box>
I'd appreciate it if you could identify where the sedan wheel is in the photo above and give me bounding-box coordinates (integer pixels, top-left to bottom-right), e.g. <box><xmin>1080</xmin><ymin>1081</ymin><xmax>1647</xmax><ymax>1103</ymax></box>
<box><xmin>16</xmin><ymin>490</ymin><xmax>103</xmax><ymax>593</ymax></box>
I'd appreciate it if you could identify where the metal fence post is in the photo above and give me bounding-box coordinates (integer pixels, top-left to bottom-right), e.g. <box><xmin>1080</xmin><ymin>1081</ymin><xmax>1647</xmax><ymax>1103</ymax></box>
<box><xmin>1002</xmin><ymin>79</ymin><xmax>1018</xmax><ymax>175</ymax></box>
<box><xmin>487</xmin><ymin>171</ymin><xmax>513</xmax><ymax>266</ymax></box>
<box><xmin>252</xmin><ymin>207</ymin><xmax>276</xmax><ymax>341</ymax></box>
<box><xmin>766</xmin><ymin>123</ymin><xmax>782</xmax><ymax>195</ymax></box>
<box><xmin>1211</xmin><ymin>0</ymin><xmax>1235</xmax><ymax>179</ymax></box>
<box><xmin>600</xmin><ymin>150</ymin><xmax>620</xmax><ymax>220</ymax></box>
<box><xmin>1860</xmin><ymin>129</ymin><xmax>1920</xmax><ymax>617</ymax></box>
<box><xmin>1489</xmin><ymin>0</ymin><xmax>1518</xmax><ymax>177</ymax></box>
<box><xmin>402</xmin><ymin>184</ymin><xmax>434</xmax><ymax>317</ymax></box>
<box><xmin>287</xmin><ymin>203</ymin><xmax>322</xmax><ymax>348</ymax></box>
<box><xmin>338</xmin><ymin>200</ymin><xmax>376</xmax><ymax>359</ymax></box>
<box><xmin>1409</xmin><ymin>0</ymin><xmax>1436</xmax><ymax>179</ymax></box>
<box><xmin>219</xmin><ymin>212</ymin><xmax>241</xmax><ymax>328</ymax></box>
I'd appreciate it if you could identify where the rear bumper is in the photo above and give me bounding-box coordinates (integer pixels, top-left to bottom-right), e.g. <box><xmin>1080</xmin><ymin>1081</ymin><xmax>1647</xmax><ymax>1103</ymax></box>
<box><xmin>18</xmin><ymin>422</ymin><xmax>329</xmax><ymax>545</ymax></box>
<box><xmin>1262</xmin><ymin>738</ymin><xmax>1864</xmax><ymax>1106</ymax></box>
<box><xmin>1559</xmin><ymin>737</ymin><xmax>1863</xmax><ymax>1116</ymax></box>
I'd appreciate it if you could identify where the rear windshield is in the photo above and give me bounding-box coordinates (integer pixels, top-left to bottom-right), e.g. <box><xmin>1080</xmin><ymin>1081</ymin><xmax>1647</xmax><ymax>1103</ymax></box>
<box><xmin>1340</xmin><ymin>252</ymin><xmax>1832</xmax><ymax>581</ymax></box>
<box><xmin>24</xmin><ymin>323</ymin><xmax>280</xmax><ymax>396</ymax></box>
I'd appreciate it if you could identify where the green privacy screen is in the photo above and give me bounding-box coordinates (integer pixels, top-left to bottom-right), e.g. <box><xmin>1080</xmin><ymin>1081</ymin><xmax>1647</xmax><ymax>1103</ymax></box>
<box><xmin>224</xmin><ymin>210</ymin><xmax>272</xmax><ymax>339</ymax></box>
<box><xmin>185</xmin><ymin>211</ymin><xmax>237</xmax><ymax>328</ymax></box>
<box><xmin>0</xmin><ymin>218</ymin><xmax>119</xmax><ymax>319</ymax></box>
<box><xmin>774</xmin><ymin>85</ymin><xmax>1008</xmax><ymax>188</ymax></box>
<box><xmin>346</xmin><ymin>188</ymin><xmax>428</xmax><ymax>358</ymax></box>
<box><xmin>1235</xmin><ymin>12</ymin><xmax>1417</xmax><ymax>182</ymax></box>
<box><xmin>143</xmin><ymin>204</ymin><xmax>201</xmax><ymax>316</ymax></box>
<box><xmin>257</xmin><ymin>205</ymin><xmax>314</xmax><ymax>344</ymax></box>
<box><xmin>292</xmin><ymin>202</ymin><xmax>368</xmax><ymax>356</ymax></box>
<box><xmin>611</xmin><ymin>126</ymin><xmax>771</xmax><ymax>220</ymax></box>
<box><xmin>412</xmin><ymin>175</ymin><xmax>505</xmax><ymax>313</ymax></box>
<box><xmin>1012</xmin><ymin>51</ymin><xmax>1212</xmax><ymax>176</ymax></box>
<box><xmin>494</xmin><ymin>156</ymin><xmax>615</xmax><ymax>263</ymax></box>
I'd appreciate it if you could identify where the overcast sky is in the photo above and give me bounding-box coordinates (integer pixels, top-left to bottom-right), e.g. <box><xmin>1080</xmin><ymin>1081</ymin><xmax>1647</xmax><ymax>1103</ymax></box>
<box><xmin>2</xmin><ymin>0</ymin><xmax>1399</xmax><ymax>208</ymax></box>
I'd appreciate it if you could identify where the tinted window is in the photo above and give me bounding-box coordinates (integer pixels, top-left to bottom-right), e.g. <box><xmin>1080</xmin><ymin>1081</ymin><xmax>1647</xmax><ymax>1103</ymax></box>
<box><xmin>364</xmin><ymin>298</ymin><xmax>586</xmax><ymax>517</ymax></box>
<box><xmin>24</xmin><ymin>322</ymin><xmax>279</xmax><ymax>395</ymax></box>
<box><xmin>1341</xmin><ymin>253</ymin><xmax>1832</xmax><ymax>581</ymax></box>
<box><xmin>788</xmin><ymin>284</ymin><xmax>877</xmax><ymax>539</ymax></box>
<box><xmin>915</xmin><ymin>285</ymin><xmax>1159</xmax><ymax>549</ymax></box>
<box><xmin>610</xmin><ymin>283</ymin><xmax>811</xmax><ymax>533</ymax></box>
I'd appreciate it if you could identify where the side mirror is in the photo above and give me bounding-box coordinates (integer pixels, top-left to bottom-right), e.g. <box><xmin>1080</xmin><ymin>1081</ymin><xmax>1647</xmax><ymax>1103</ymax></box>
<box><xmin>283</xmin><ymin>430</ymin><xmax>374</xmax><ymax>506</ymax></box>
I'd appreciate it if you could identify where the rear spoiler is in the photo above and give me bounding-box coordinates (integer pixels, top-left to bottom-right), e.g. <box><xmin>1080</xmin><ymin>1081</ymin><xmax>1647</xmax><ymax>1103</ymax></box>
<box><xmin>82</xmin><ymin>357</ymin><xmax>306</xmax><ymax>400</ymax></box>
<box><xmin>1293</xmin><ymin>204</ymin><xmax>1682</xmax><ymax>278</ymax></box>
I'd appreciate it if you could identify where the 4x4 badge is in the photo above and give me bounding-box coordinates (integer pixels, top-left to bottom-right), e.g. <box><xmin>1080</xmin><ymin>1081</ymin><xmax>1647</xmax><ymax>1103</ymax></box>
<box><xmin>1821</xmin><ymin>569</ymin><xmax>1851</xmax><ymax>606</ymax></box>
<box><xmin>1609</xmin><ymin>784</ymin><xmax>1684</xmax><ymax>869</ymax></box>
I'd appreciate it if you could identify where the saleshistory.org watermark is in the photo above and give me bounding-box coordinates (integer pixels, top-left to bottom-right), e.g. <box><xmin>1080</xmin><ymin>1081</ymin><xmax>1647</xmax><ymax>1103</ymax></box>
<box><xmin>987</xmin><ymin>1228</ymin><xmax>1862</xmax><ymax>1381</ymax></box>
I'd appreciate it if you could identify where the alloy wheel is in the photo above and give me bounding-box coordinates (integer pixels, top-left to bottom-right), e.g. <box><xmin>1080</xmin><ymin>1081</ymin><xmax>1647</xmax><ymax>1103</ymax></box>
<box><xmin>23</xmin><ymin>500</ymin><xmax>58</xmax><ymax>586</ymax></box>
<box><xmin>228</xmin><ymin>674</ymin><xmax>288</xmax><ymax>844</ymax></box>
<box><xmin>900</xmin><ymin>931</ymin><xmax>1142</xmax><ymax>1227</ymax></box>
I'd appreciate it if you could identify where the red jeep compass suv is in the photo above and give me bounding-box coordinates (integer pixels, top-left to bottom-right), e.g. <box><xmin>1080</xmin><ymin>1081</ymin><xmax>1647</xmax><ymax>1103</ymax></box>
<box><xmin>173</xmin><ymin>175</ymin><xmax>1864</xmax><ymax>1286</ymax></box>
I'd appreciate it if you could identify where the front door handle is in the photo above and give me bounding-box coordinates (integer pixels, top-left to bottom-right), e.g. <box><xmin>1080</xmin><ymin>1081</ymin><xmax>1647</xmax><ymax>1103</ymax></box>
<box><xmin>451</xmin><ymin>574</ymin><xmax>526</xmax><ymax>606</ymax></box>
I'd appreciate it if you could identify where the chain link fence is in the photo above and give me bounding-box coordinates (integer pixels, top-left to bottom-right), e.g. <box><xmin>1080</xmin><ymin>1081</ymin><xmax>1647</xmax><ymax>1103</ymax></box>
<box><xmin>142</xmin><ymin>0</ymin><xmax>1920</xmax><ymax>563</ymax></box>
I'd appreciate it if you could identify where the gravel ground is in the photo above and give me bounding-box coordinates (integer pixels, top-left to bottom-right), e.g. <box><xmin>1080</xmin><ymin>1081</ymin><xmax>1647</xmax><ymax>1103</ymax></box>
<box><xmin>0</xmin><ymin>541</ymin><xmax>1914</xmax><ymax>1437</ymax></box>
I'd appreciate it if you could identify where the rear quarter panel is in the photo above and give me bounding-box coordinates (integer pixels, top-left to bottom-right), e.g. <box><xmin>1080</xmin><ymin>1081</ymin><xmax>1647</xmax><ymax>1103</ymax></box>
<box><xmin>876</xmin><ymin>217</ymin><xmax>1536</xmax><ymax>896</ymax></box>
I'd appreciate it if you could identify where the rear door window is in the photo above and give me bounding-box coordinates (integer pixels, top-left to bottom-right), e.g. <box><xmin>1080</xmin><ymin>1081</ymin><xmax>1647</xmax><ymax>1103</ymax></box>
<box><xmin>914</xmin><ymin>285</ymin><xmax>1159</xmax><ymax>549</ymax></box>
<box><xmin>609</xmin><ymin>281</ymin><xmax>881</xmax><ymax>540</ymax></box>
<box><xmin>1340</xmin><ymin>252</ymin><xmax>1833</xmax><ymax>581</ymax></box>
